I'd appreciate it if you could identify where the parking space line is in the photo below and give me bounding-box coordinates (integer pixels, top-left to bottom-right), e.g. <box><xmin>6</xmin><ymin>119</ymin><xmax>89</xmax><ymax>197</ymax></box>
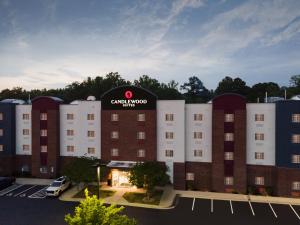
<box><xmin>211</xmin><ymin>199</ymin><xmax>213</xmax><ymax>213</ymax></box>
<box><xmin>248</xmin><ymin>201</ymin><xmax>255</xmax><ymax>216</ymax></box>
<box><xmin>28</xmin><ymin>186</ymin><xmax>48</xmax><ymax>199</ymax></box>
<box><xmin>0</xmin><ymin>184</ymin><xmax>24</xmax><ymax>196</ymax></box>
<box><xmin>13</xmin><ymin>185</ymin><xmax>37</xmax><ymax>197</ymax></box>
<box><xmin>192</xmin><ymin>198</ymin><xmax>195</xmax><ymax>211</ymax></box>
<box><xmin>268</xmin><ymin>203</ymin><xmax>277</xmax><ymax>218</ymax></box>
<box><xmin>229</xmin><ymin>200</ymin><xmax>233</xmax><ymax>214</ymax></box>
<box><xmin>289</xmin><ymin>204</ymin><xmax>300</xmax><ymax>220</ymax></box>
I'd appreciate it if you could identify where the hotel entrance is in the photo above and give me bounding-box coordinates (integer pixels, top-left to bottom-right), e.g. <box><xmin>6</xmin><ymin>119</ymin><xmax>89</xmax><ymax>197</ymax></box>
<box><xmin>111</xmin><ymin>170</ymin><xmax>131</xmax><ymax>187</ymax></box>
<box><xmin>106</xmin><ymin>161</ymin><xmax>136</xmax><ymax>188</ymax></box>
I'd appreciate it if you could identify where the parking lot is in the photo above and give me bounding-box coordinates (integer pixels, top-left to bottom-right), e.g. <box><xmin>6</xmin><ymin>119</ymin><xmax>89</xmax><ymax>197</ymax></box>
<box><xmin>0</xmin><ymin>184</ymin><xmax>48</xmax><ymax>199</ymax></box>
<box><xmin>172</xmin><ymin>197</ymin><xmax>300</xmax><ymax>225</ymax></box>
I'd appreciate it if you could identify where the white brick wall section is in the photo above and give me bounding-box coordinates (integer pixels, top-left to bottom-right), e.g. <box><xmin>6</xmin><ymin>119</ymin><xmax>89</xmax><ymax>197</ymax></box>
<box><xmin>157</xmin><ymin>100</ymin><xmax>185</xmax><ymax>182</ymax></box>
<box><xmin>185</xmin><ymin>104</ymin><xmax>212</xmax><ymax>162</ymax></box>
<box><xmin>16</xmin><ymin>105</ymin><xmax>32</xmax><ymax>155</ymax></box>
<box><xmin>246</xmin><ymin>103</ymin><xmax>276</xmax><ymax>166</ymax></box>
<box><xmin>60</xmin><ymin>101</ymin><xmax>101</xmax><ymax>159</ymax></box>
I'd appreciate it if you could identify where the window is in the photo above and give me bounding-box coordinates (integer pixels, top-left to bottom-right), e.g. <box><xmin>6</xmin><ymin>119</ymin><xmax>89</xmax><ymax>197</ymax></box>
<box><xmin>23</xmin><ymin>129</ymin><xmax>29</xmax><ymax>135</ymax></box>
<box><xmin>137</xmin><ymin>131</ymin><xmax>146</xmax><ymax>140</ymax></box>
<box><xmin>137</xmin><ymin>149</ymin><xmax>146</xmax><ymax>157</ymax></box>
<box><xmin>67</xmin><ymin>130</ymin><xmax>74</xmax><ymax>136</ymax></box>
<box><xmin>255</xmin><ymin>114</ymin><xmax>264</xmax><ymax>122</ymax></box>
<box><xmin>40</xmin><ymin>167</ymin><xmax>47</xmax><ymax>173</ymax></box>
<box><xmin>23</xmin><ymin>114</ymin><xmax>30</xmax><ymax>120</ymax></box>
<box><xmin>41</xmin><ymin>145</ymin><xmax>47</xmax><ymax>152</ymax></box>
<box><xmin>67</xmin><ymin>145</ymin><xmax>74</xmax><ymax>152</ymax></box>
<box><xmin>111</xmin><ymin>131</ymin><xmax>119</xmax><ymax>139</ymax></box>
<box><xmin>137</xmin><ymin>113</ymin><xmax>145</xmax><ymax>122</ymax></box>
<box><xmin>165</xmin><ymin>114</ymin><xmax>174</xmax><ymax>121</ymax></box>
<box><xmin>87</xmin><ymin>130</ymin><xmax>95</xmax><ymax>137</ymax></box>
<box><xmin>0</xmin><ymin>129</ymin><xmax>3</xmax><ymax>136</ymax></box>
<box><xmin>224</xmin><ymin>133</ymin><xmax>234</xmax><ymax>141</ymax></box>
<box><xmin>292</xmin><ymin>114</ymin><xmax>300</xmax><ymax>123</ymax></box>
<box><xmin>87</xmin><ymin>147</ymin><xmax>95</xmax><ymax>154</ymax></box>
<box><xmin>40</xmin><ymin>129</ymin><xmax>47</xmax><ymax>137</ymax></box>
<box><xmin>165</xmin><ymin>149</ymin><xmax>174</xmax><ymax>157</ymax></box>
<box><xmin>224</xmin><ymin>114</ymin><xmax>234</xmax><ymax>122</ymax></box>
<box><xmin>224</xmin><ymin>152</ymin><xmax>234</xmax><ymax>160</ymax></box>
<box><xmin>292</xmin><ymin>155</ymin><xmax>300</xmax><ymax>164</ymax></box>
<box><xmin>292</xmin><ymin>134</ymin><xmax>300</xmax><ymax>143</ymax></box>
<box><xmin>194</xmin><ymin>149</ymin><xmax>203</xmax><ymax>157</ymax></box>
<box><xmin>255</xmin><ymin>177</ymin><xmax>265</xmax><ymax>185</ymax></box>
<box><xmin>255</xmin><ymin>152</ymin><xmax>264</xmax><ymax>160</ymax></box>
<box><xmin>224</xmin><ymin>177</ymin><xmax>234</xmax><ymax>185</ymax></box>
<box><xmin>67</xmin><ymin>114</ymin><xmax>74</xmax><ymax>120</ymax></box>
<box><xmin>194</xmin><ymin>132</ymin><xmax>202</xmax><ymax>139</ymax></box>
<box><xmin>87</xmin><ymin>114</ymin><xmax>94</xmax><ymax>120</ymax></box>
<box><xmin>186</xmin><ymin>173</ymin><xmax>195</xmax><ymax>181</ymax></box>
<box><xmin>0</xmin><ymin>145</ymin><xmax>3</xmax><ymax>151</ymax></box>
<box><xmin>255</xmin><ymin>133</ymin><xmax>264</xmax><ymax>141</ymax></box>
<box><xmin>0</xmin><ymin>113</ymin><xmax>3</xmax><ymax>120</ymax></box>
<box><xmin>165</xmin><ymin>132</ymin><xmax>174</xmax><ymax>139</ymax></box>
<box><xmin>292</xmin><ymin>182</ymin><xmax>300</xmax><ymax>191</ymax></box>
<box><xmin>194</xmin><ymin>114</ymin><xmax>203</xmax><ymax>121</ymax></box>
<box><xmin>111</xmin><ymin>113</ymin><xmax>119</xmax><ymax>121</ymax></box>
<box><xmin>111</xmin><ymin>148</ymin><xmax>119</xmax><ymax>156</ymax></box>
<box><xmin>22</xmin><ymin>145</ymin><xmax>30</xmax><ymax>151</ymax></box>
<box><xmin>40</xmin><ymin>113</ymin><xmax>47</xmax><ymax>120</ymax></box>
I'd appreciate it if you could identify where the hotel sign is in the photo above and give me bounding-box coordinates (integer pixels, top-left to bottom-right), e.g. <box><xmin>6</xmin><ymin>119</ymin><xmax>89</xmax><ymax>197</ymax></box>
<box><xmin>101</xmin><ymin>86</ymin><xmax>157</xmax><ymax>110</ymax></box>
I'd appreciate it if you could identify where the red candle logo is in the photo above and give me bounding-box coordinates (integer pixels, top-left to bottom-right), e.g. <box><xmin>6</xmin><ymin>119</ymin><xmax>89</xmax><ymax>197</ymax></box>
<box><xmin>125</xmin><ymin>90</ymin><xmax>133</xmax><ymax>99</ymax></box>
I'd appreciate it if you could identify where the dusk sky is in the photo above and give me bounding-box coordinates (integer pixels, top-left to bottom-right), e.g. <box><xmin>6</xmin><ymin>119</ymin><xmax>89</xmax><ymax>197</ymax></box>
<box><xmin>0</xmin><ymin>0</ymin><xmax>300</xmax><ymax>90</ymax></box>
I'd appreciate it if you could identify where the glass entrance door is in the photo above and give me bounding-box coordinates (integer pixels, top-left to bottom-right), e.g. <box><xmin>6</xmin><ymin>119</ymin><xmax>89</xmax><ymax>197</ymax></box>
<box><xmin>112</xmin><ymin>170</ymin><xmax>131</xmax><ymax>187</ymax></box>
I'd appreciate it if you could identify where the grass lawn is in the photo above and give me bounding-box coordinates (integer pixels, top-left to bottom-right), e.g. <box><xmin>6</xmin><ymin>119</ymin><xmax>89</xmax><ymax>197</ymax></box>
<box><xmin>73</xmin><ymin>185</ymin><xmax>116</xmax><ymax>199</ymax></box>
<box><xmin>123</xmin><ymin>190</ymin><xmax>163</xmax><ymax>205</ymax></box>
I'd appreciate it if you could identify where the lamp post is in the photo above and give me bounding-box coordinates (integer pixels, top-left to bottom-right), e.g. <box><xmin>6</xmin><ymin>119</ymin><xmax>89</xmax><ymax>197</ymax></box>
<box><xmin>92</xmin><ymin>162</ymin><xmax>106</xmax><ymax>199</ymax></box>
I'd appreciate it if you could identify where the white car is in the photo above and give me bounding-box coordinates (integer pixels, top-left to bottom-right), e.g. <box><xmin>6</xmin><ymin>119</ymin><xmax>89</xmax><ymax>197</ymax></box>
<box><xmin>46</xmin><ymin>176</ymin><xmax>71</xmax><ymax>197</ymax></box>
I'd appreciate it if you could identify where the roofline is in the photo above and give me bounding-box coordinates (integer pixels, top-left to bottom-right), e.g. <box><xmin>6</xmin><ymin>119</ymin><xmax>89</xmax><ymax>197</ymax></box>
<box><xmin>212</xmin><ymin>93</ymin><xmax>246</xmax><ymax>101</ymax></box>
<box><xmin>100</xmin><ymin>85</ymin><xmax>158</xmax><ymax>99</ymax></box>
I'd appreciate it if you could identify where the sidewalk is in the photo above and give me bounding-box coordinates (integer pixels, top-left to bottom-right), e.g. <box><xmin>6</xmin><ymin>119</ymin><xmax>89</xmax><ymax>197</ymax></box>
<box><xmin>60</xmin><ymin>184</ymin><xmax>177</xmax><ymax>209</ymax></box>
<box><xmin>60</xmin><ymin>184</ymin><xmax>300</xmax><ymax>209</ymax></box>
<box><xmin>16</xmin><ymin>177</ymin><xmax>54</xmax><ymax>186</ymax></box>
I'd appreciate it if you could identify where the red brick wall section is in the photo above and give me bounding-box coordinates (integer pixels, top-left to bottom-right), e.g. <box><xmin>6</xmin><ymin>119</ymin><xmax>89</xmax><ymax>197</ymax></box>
<box><xmin>276</xmin><ymin>167</ymin><xmax>300</xmax><ymax>197</ymax></box>
<box><xmin>15</xmin><ymin>155</ymin><xmax>32</xmax><ymax>175</ymax></box>
<box><xmin>101</xmin><ymin>110</ymin><xmax>156</xmax><ymax>161</ymax></box>
<box><xmin>212</xmin><ymin>110</ymin><xmax>225</xmax><ymax>192</ymax></box>
<box><xmin>233</xmin><ymin>110</ymin><xmax>247</xmax><ymax>193</ymax></box>
<box><xmin>186</xmin><ymin>162</ymin><xmax>211</xmax><ymax>191</ymax></box>
<box><xmin>0</xmin><ymin>156</ymin><xmax>14</xmax><ymax>176</ymax></box>
<box><xmin>173</xmin><ymin>162</ymin><xmax>186</xmax><ymax>190</ymax></box>
<box><xmin>31</xmin><ymin>109</ymin><xmax>60</xmax><ymax>178</ymax></box>
<box><xmin>247</xmin><ymin>165</ymin><xmax>276</xmax><ymax>187</ymax></box>
<box><xmin>31</xmin><ymin>109</ymin><xmax>41</xmax><ymax>177</ymax></box>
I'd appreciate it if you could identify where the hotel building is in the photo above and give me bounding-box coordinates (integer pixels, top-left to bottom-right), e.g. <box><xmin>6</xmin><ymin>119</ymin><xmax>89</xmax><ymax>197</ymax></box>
<box><xmin>0</xmin><ymin>86</ymin><xmax>300</xmax><ymax>197</ymax></box>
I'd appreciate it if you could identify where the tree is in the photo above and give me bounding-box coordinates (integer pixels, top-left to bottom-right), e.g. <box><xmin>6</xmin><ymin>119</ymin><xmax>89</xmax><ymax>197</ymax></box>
<box><xmin>129</xmin><ymin>162</ymin><xmax>169</xmax><ymax>200</ymax></box>
<box><xmin>290</xmin><ymin>75</ymin><xmax>300</xmax><ymax>87</ymax></box>
<box><xmin>65</xmin><ymin>189</ymin><xmax>137</xmax><ymax>225</ymax></box>
<box><xmin>62</xmin><ymin>156</ymin><xmax>98</xmax><ymax>187</ymax></box>
<box><xmin>214</xmin><ymin>76</ymin><xmax>250</xmax><ymax>97</ymax></box>
<box><xmin>180</xmin><ymin>76</ymin><xmax>212</xmax><ymax>103</ymax></box>
<box><xmin>248</xmin><ymin>82</ymin><xmax>282</xmax><ymax>102</ymax></box>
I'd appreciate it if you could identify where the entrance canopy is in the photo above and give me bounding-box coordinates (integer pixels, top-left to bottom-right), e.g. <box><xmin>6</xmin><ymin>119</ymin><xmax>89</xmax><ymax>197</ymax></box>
<box><xmin>106</xmin><ymin>161</ymin><xmax>137</xmax><ymax>169</ymax></box>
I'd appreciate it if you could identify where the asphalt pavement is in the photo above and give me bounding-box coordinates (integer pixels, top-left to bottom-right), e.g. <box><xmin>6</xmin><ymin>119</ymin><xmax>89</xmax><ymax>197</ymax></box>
<box><xmin>1</xmin><ymin>195</ymin><xmax>300</xmax><ymax>225</ymax></box>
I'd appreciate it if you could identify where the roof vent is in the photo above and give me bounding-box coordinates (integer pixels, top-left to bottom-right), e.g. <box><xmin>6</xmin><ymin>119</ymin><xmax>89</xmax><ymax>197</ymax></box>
<box><xmin>87</xmin><ymin>96</ymin><xmax>96</xmax><ymax>101</ymax></box>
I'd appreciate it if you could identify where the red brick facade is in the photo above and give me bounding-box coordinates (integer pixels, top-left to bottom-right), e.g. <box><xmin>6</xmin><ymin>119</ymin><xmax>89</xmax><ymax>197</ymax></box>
<box><xmin>185</xmin><ymin>162</ymin><xmax>211</xmax><ymax>191</ymax></box>
<box><xmin>101</xmin><ymin>110</ymin><xmax>156</xmax><ymax>162</ymax></box>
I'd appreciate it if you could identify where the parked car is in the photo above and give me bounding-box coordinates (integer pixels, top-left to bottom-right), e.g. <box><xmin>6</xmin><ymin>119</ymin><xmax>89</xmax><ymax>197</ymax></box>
<box><xmin>46</xmin><ymin>176</ymin><xmax>70</xmax><ymax>197</ymax></box>
<box><xmin>0</xmin><ymin>177</ymin><xmax>15</xmax><ymax>190</ymax></box>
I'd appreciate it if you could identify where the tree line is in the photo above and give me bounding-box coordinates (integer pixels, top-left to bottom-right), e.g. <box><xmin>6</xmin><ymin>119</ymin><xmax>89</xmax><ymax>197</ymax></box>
<box><xmin>0</xmin><ymin>72</ymin><xmax>299</xmax><ymax>103</ymax></box>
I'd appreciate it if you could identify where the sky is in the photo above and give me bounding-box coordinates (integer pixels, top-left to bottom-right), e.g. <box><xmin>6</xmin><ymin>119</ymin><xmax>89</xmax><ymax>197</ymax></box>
<box><xmin>0</xmin><ymin>0</ymin><xmax>300</xmax><ymax>90</ymax></box>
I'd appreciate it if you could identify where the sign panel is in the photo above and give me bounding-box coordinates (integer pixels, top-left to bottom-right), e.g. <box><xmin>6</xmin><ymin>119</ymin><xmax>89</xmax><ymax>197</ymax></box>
<box><xmin>101</xmin><ymin>86</ymin><xmax>157</xmax><ymax>110</ymax></box>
